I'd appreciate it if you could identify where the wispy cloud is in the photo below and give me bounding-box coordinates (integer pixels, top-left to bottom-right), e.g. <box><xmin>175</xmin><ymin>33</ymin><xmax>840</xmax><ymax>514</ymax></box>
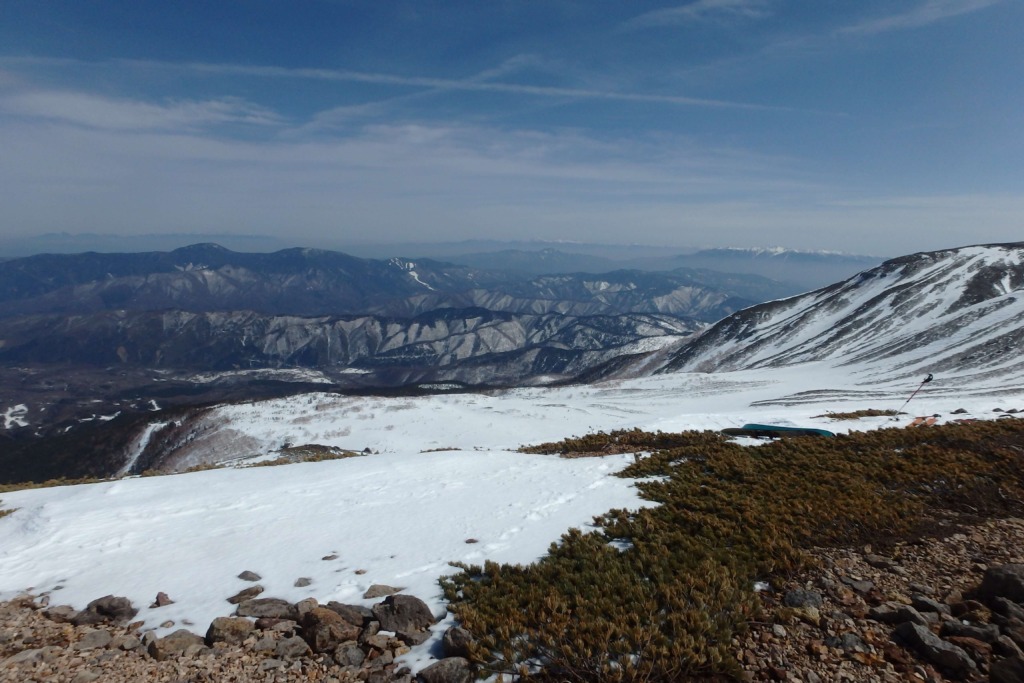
<box><xmin>840</xmin><ymin>0</ymin><xmax>1003</xmax><ymax>35</ymax></box>
<box><xmin>622</xmin><ymin>0</ymin><xmax>771</xmax><ymax>30</ymax></box>
<box><xmin>0</xmin><ymin>90</ymin><xmax>282</xmax><ymax>131</ymax></box>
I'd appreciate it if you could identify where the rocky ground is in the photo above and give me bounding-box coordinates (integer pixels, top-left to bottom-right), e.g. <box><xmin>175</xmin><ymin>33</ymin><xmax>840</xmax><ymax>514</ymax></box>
<box><xmin>740</xmin><ymin>515</ymin><xmax>1024</xmax><ymax>682</ymax></box>
<box><xmin>3</xmin><ymin>516</ymin><xmax>1024</xmax><ymax>682</ymax></box>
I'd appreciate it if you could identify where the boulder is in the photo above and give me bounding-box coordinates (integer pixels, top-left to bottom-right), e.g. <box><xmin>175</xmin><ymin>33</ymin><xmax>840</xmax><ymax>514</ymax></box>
<box><xmin>939</xmin><ymin>620</ymin><xmax>1000</xmax><ymax>643</ymax></box>
<box><xmin>325</xmin><ymin>601</ymin><xmax>373</xmax><ymax>627</ymax></box>
<box><xmin>235</xmin><ymin>598</ymin><xmax>298</xmax><ymax>620</ymax></box>
<box><xmin>978</xmin><ymin>565</ymin><xmax>1024</xmax><ymax>603</ymax></box>
<box><xmin>993</xmin><ymin>597</ymin><xmax>1024</xmax><ymax>622</ymax></box>
<box><xmin>275</xmin><ymin>635</ymin><xmax>312</xmax><ymax>659</ymax></box>
<box><xmin>911</xmin><ymin>594</ymin><xmax>951</xmax><ymax>616</ymax></box>
<box><xmin>42</xmin><ymin>605</ymin><xmax>77</xmax><ymax>623</ymax></box>
<box><xmin>990</xmin><ymin>656</ymin><xmax>1024</xmax><ymax>683</ymax></box>
<box><xmin>301</xmin><ymin>607</ymin><xmax>361</xmax><ymax>653</ymax></box>
<box><xmin>869</xmin><ymin>603</ymin><xmax>928</xmax><ymax>626</ymax></box>
<box><xmin>238</xmin><ymin>570</ymin><xmax>262</xmax><ymax>581</ymax></box>
<box><xmin>205</xmin><ymin>616</ymin><xmax>254</xmax><ymax>646</ymax></box>
<box><xmin>372</xmin><ymin>594</ymin><xmax>436</xmax><ymax>634</ymax></box>
<box><xmin>72</xmin><ymin>595</ymin><xmax>138</xmax><ymax>626</ymax></box>
<box><xmin>894</xmin><ymin>622</ymin><xmax>976</xmax><ymax>679</ymax></box>
<box><xmin>442</xmin><ymin>627</ymin><xmax>474</xmax><ymax>658</ymax></box>
<box><xmin>150</xmin><ymin>592</ymin><xmax>174</xmax><ymax>608</ymax></box>
<box><xmin>147</xmin><ymin>629</ymin><xmax>206</xmax><ymax>661</ymax></box>
<box><xmin>333</xmin><ymin>641</ymin><xmax>366</xmax><ymax>667</ymax></box>
<box><xmin>227</xmin><ymin>585</ymin><xmax>264</xmax><ymax>604</ymax></box>
<box><xmin>417</xmin><ymin>657</ymin><xmax>472</xmax><ymax>683</ymax></box>
<box><xmin>364</xmin><ymin>584</ymin><xmax>403</xmax><ymax>599</ymax></box>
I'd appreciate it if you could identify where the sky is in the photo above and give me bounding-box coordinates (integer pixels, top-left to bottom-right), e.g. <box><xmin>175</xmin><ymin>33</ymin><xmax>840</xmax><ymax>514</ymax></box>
<box><xmin>0</xmin><ymin>0</ymin><xmax>1021</xmax><ymax>256</ymax></box>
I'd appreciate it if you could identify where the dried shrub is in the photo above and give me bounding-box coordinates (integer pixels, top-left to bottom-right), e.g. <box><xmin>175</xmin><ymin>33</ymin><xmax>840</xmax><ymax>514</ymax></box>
<box><xmin>445</xmin><ymin>420</ymin><xmax>1024</xmax><ymax>681</ymax></box>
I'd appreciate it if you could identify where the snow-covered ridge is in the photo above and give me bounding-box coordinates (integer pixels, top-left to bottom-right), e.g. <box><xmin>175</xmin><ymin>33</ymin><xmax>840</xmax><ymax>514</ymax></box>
<box><xmin>663</xmin><ymin>243</ymin><xmax>1024</xmax><ymax>383</ymax></box>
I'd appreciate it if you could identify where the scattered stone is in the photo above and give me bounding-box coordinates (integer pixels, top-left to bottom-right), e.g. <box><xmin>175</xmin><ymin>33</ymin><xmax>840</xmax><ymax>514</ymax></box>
<box><xmin>72</xmin><ymin>628</ymin><xmax>113</xmax><ymax>651</ymax></box>
<box><xmin>296</xmin><ymin>597</ymin><xmax>319</xmax><ymax>618</ymax></box>
<box><xmin>995</xmin><ymin>634</ymin><xmax>1024</xmax><ymax>659</ymax></box>
<box><xmin>301</xmin><ymin>607</ymin><xmax>361</xmax><ymax>653</ymax></box>
<box><xmin>363</xmin><ymin>584</ymin><xmax>403</xmax><ymax>599</ymax></box>
<box><xmin>206</xmin><ymin>616</ymin><xmax>255</xmax><ymax>646</ymax></box>
<box><xmin>322</xmin><ymin>554</ymin><xmax>339</xmax><ymax>560</ymax></box>
<box><xmin>110</xmin><ymin>633</ymin><xmax>141</xmax><ymax>651</ymax></box>
<box><xmin>42</xmin><ymin>604</ymin><xmax>78</xmax><ymax>623</ymax></box>
<box><xmin>147</xmin><ymin>629</ymin><xmax>205</xmax><ymax>661</ymax></box>
<box><xmin>238</xmin><ymin>570</ymin><xmax>262</xmax><ymax>582</ymax></box>
<box><xmin>839</xmin><ymin>576</ymin><xmax>874</xmax><ymax>594</ymax></box>
<box><xmin>939</xmin><ymin>620</ymin><xmax>1000</xmax><ymax>643</ymax></box>
<box><xmin>417</xmin><ymin>657</ymin><xmax>472</xmax><ymax>683</ymax></box>
<box><xmin>71</xmin><ymin>595</ymin><xmax>138</xmax><ymax>626</ymax></box>
<box><xmin>893</xmin><ymin>622</ymin><xmax>977</xmax><ymax>678</ymax></box>
<box><xmin>226</xmin><ymin>585</ymin><xmax>264</xmax><ymax>604</ymax></box>
<box><xmin>397</xmin><ymin>629</ymin><xmax>432</xmax><ymax>646</ymax></box>
<box><xmin>464</xmin><ymin>538</ymin><xmax>478</xmax><ymax>544</ymax></box>
<box><xmin>334</xmin><ymin>641</ymin><xmax>366</xmax><ymax>667</ymax></box>
<box><xmin>824</xmin><ymin>632</ymin><xmax>865</xmax><ymax>652</ymax></box>
<box><xmin>236</xmin><ymin>597</ymin><xmax>299</xmax><ymax>620</ymax></box>
<box><xmin>911</xmin><ymin>594</ymin><xmax>951</xmax><ymax>615</ymax></box>
<box><xmin>294</xmin><ymin>577</ymin><xmax>312</xmax><ymax>587</ymax></box>
<box><xmin>442</xmin><ymin>626</ymin><xmax>474</xmax><ymax>658</ymax></box>
<box><xmin>325</xmin><ymin>601</ymin><xmax>373</xmax><ymax>627</ymax></box>
<box><xmin>150</xmin><ymin>592</ymin><xmax>174</xmax><ymax>608</ymax></box>
<box><xmin>869</xmin><ymin>603</ymin><xmax>929</xmax><ymax>625</ymax></box>
<box><xmin>372</xmin><ymin>594</ymin><xmax>436</xmax><ymax>633</ymax></box>
<box><xmin>865</xmin><ymin>554</ymin><xmax>896</xmax><ymax>569</ymax></box>
<box><xmin>993</xmin><ymin>597</ymin><xmax>1024</xmax><ymax>621</ymax></box>
<box><xmin>275</xmin><ymin>635</ymin><xmax>312</xmax><ymax>658</ymax></box>
<box><xmin>71</xmin><ymin>671</ymin><xmax>101</xmax><ymax>683</ymax></box>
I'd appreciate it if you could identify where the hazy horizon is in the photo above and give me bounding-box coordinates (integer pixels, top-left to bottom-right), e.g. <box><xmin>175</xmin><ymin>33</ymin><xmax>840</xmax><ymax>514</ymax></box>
<box><xmin>1</xmin><ymin>1</ymin><xmax>1021</xmax><ymax>255</ymax></box>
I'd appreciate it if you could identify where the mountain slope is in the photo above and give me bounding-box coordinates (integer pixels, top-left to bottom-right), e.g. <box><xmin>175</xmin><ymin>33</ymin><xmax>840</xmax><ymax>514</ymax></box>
<box><xmin>662</xmin><ymin>243</ymin><xmax>1024</xmax><ymax>381</ymax></box>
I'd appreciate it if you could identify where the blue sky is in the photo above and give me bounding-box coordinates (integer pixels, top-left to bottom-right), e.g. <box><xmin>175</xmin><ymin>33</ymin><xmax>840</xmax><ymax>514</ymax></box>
<box><xmin>0</xmin><ymin>0</ymin><xmax>1020</xmax><ymax>255</ymax></box>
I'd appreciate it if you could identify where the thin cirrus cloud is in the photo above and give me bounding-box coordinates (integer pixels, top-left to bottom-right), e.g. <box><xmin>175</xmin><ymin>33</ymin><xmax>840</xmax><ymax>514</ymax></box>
<box><xmin>0</xmin><ymin>89</ymin><xmax>283</xmax><ymax>131</ymax></box>
<box><xmin>839</xmin><ymin>0</ymin><xmax>1003</xmax><ymax>35</ymax></box>
<box><xmin>622</xmin><ymin>0</ymin><xmax>772</xmax><ymax>30</ymax></box>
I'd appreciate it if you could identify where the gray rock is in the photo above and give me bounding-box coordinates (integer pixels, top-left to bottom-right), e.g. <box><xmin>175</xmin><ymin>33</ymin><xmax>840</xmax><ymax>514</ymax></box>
<box><xmin>939</xmin><ymin>620</ymin><xmax>1000</xmax><ymax>643</ymax></box>
<box><xmin>275</xmin><ymin>635</ymin><xmax>312</xmax><ymax>658</ymax></box>
<box><xmin>71</xmin><ymin>671</ymin><xmax>101</xmax><ymax>683</ymax></box>
<box><xmin>147</xmin><ymin>629</ymin><xmax>205</xmax><ymax>661</ymax></box>
<box><xmin>110</xmin><ymin>634</ymin><xmax>141</xmax><ymax>651</ymax></box>
<box><xmin>238</xmin><ymin>570</ymin><xmax>262</xmax><ymax>581</ymax></box>
<box><xmin>42</xmin><ymin>605</ymin><xmax>77</xmax><ymax>623</ymax></box>
<box><xmin>333</xmin><ymin>641</ymin><xmax>366</xmax><ymax>667</ymax></box>
<box><xmin>979</xmin><ymin>565</ymin><xmax>1024</xmax><ymax>603</ymax></box>
<box><xmin>373</xmin><ymin>594</ymin><xmax>436</xmax><ymax>633</ymax></box>
<box><xmin>2</xmin><ymin>648</ymin><xmax>47</xmax><ymax>667</ymax></box>
<box><xmin>301</xmin><ymin>607</ymin><xmax>361</xmax><ymax>653</ymax></box>
<box><xmin>236</xmin><ymin>597</ymin><xmax>299</xmax><ymax>620</ymax></box>
<box><xmin>260</xmin><ymin>658</ymin><xmax>286</xmax><ymax>670</ymax></box>
<box><xmin>912</xmin><ymin>594</ymin><xmax>951</xmax><ymax>615</ymax></box>
<box><xmin>363</xmin><ymin>584</ymin><xmax>403</xmax><ymax>599</ymax></box>
<box><xmin>417</xmin><ymin>657</ymin><xmax>472</xmax><ymax>683</ymax></box>
<box><xmin>325</xmin><ymin>601</ymin><xmax>373</xmax><ymax>627</ymax></box>
<box><xmin>442</xmin><ymin>627</ymin><xmax>474</xmax><ymax>658</ymax></box>
<box><xmin>993</xmin><ymin>597</ymin><xmax>1024</xmax><ymax>621</ymax></box>
<box><xmin>990</xmin><ymin>656</ymin><xmax>1024</xmax><ymax>683</ymax></box>
<box><xmin>398</xmin><ymin>629</ymin><xmax>432</xmax><ymax>646</ymax></box>
<box><xmin>73</xmin><ymin>629</ymin><xmax>113</xmax><ymax>650</ymax></box>
<box><xmin>205</xmin><ymin>616</ymin><xmax>255</xmax><ymax>646</ymax></box>
<box><xmin>227</xmin><ymin>585</ymin><xmax>264</xmax><ymax>604</ymax></box>
<box><xmin>782</xmin><ymin>588</ymin><xmax>823</xmax><ymax>609</ymax></box>
<box><xmin>839</xmin><ymin>576</ymin><xmax>874</xmax><ymax>594</ymax></box>
<box><xmin>825</xmin><ymin>633</ymin><xmax>865</xmax><ymax>652</ymax></box>
<box><xmin>71</xmin><ymin>595</ymin><xmax>138</xmax><ymax>626</ymax></box>
<box><xmin>995</xmin><ymin>635</ymin><xmax>1024</xmax><ymax>659</ymax></box>
<box><xmin>864</xmin><ymin>554</ymin><xmax>895</xmax><ymax>569</ymax></box>
<box><xmin>294</xmin><ymin>577</ymin><xmax>312</xmax><ymax>587</ymax></box>
<box><xmin>869</xmin><ymin>603</ymin><xmax>928</xmax><ymax>626</ymax></box>
<box><xmin>893</xmin><ymin>622</ymin><xmax>977</xmax><ymax>678</ymax></box>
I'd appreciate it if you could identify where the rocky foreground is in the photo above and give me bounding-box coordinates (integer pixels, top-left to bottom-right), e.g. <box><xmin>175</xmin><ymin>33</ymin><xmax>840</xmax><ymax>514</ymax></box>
<box><xmin>3</xmin><ymin>516</ymin><xmax>1024</xmax><ymax>682</ymax></box>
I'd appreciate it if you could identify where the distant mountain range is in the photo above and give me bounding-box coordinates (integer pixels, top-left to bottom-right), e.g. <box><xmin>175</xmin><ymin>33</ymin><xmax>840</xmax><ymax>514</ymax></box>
<box><xmin>0</xmin><ymin>240</ymin><xmax>1019</xmax><ymax>484</ymax></box>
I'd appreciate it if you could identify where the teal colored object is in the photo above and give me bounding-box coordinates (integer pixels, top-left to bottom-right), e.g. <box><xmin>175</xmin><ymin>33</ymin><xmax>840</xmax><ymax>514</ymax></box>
<box><xmin>721</xmin><ymin>424</ymin><xmax>835</xmax><ymax>439</ymax></box>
